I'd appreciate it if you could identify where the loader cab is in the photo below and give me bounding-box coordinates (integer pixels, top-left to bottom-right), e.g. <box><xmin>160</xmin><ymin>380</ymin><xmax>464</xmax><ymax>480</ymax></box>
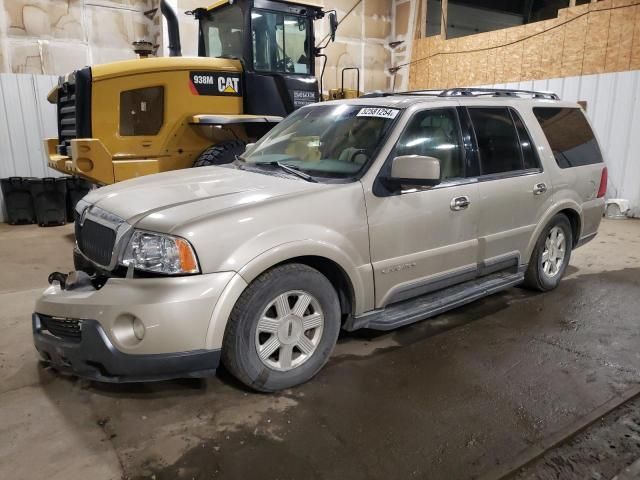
<box><xmin>196</xmin><ymin>0</ymin><xmax>326</xmax><ymax>117</ymax></box>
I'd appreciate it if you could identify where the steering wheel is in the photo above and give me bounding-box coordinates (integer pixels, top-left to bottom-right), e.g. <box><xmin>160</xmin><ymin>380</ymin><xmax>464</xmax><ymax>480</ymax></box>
<box><xmin>276</xmin><ymin>56</ymin><xmax>295</xmax><ymax>72</ymax></box>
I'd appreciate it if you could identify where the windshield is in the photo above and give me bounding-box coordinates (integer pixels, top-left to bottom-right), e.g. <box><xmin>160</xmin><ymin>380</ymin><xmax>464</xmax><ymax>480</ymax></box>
<box><xmin>252</xmin><ymin>10</ymin><xmax>311</xmax><ymax>74</ymax></box>
<box><xmin>243</xmin><ymin>104</ymin><xmax>401</xmax><ymax>179</ymax></box>
<box><xmin>201</xmin><ymin>5</ymin><xmax>243</xmax><ymax>59</ymax></box>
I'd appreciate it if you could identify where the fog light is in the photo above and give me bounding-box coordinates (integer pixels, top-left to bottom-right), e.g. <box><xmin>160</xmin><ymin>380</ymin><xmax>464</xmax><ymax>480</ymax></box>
<box><xmin>132</xmin><ymin>317</ymin><xmax>145</xmax><ymax>341</ymax></box>
<box><xmin>113</xmin><ymin>314</ymin><xmax>145</xmax><ymax>346</ymax></box>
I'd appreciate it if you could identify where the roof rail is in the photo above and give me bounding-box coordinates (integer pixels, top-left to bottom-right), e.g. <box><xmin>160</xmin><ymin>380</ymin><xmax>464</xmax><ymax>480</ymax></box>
<box><xmin>440</xmin><ymin>88</ymin><xmax>560</xmax><ymax>100</ymax></box>
<box><xmin>393</xmin><ymin>87</ymin><xmax>559</xmax><ymax>100</ymax></box>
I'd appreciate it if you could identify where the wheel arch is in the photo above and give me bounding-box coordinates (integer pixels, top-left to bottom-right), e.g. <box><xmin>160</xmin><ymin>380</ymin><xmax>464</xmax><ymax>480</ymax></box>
<box><xmin>558</xmin><ymin>207</ymin><xmax>582</xmax><ymax>247</ymax></box>
<box><xmin>525</xmin><ymin>201</ymin><xmax>583</xmax><ymax>262</ymax></box>
<box><xmin>270</xmin><ymin>255</ymin><xmax>356</xmax><ymax>322</ymax></box>
<box><xmin>204</xmin><ymin>242</ymin><xmax>373</xmax><ymax>350</ymax></box>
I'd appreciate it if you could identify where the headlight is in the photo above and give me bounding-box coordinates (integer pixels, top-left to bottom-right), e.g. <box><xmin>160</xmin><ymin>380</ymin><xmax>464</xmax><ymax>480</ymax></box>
<box><xmin>121</xmin><ymin>231</ymin><xmax>199</xmax><ymax>275</ymax></box>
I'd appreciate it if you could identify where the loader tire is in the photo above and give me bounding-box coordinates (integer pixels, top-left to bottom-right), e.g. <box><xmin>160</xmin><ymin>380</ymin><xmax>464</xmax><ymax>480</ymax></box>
<box><xmin>193</xmin><ymin>140</ymin><xmax>245</xmax><ymax>167</ymax></box>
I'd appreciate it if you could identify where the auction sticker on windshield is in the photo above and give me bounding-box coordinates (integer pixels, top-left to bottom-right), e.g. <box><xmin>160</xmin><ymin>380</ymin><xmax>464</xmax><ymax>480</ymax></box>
<box><xmin>356</xmin><ymin>107</ymin><xmax>400</xmax><ymax>119</ymax></box>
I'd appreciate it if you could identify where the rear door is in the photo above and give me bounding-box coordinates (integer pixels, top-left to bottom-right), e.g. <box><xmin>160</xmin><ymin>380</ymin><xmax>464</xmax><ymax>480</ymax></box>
<box><xmin>467</xmin><ymin>106</ymin><xmax>552</xmax><ymax>272</ymax></box>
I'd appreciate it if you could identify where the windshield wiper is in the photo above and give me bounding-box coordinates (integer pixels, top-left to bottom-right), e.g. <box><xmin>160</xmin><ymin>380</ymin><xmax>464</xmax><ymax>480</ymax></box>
<box><xmin>268</xmin><ymin>162</ymin><xmax>318</xmax><ymax>183</ymax></box>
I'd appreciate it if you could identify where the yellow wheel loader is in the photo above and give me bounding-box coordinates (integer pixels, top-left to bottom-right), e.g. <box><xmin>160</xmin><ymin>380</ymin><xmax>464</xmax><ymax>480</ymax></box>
<box><xmin>45</xmin><ymin>0</ymin><xmax>337</xmax><ymax>185</ymax></box>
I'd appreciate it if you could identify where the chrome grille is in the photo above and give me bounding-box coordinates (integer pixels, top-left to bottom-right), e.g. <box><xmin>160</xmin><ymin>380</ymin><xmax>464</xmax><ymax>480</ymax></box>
<box><xmin>39</xmin><ymin>315</ymin><xmax>82</xmax><ymax>342</ymax></box>
<box><xmin>75</xmin><ymin>218</ymin><xmax>116</xmax><ymax>267</ymax></box>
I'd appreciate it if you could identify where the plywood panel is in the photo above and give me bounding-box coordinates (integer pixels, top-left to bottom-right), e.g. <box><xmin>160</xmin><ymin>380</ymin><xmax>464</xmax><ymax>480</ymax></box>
<box><xmin>614</xmin><ymin>3</ymin><xmax>637</xmax><ymax>71</ymax></box>
<box><xmin>521</xmin><ymin>22</ymin><xmax>545</xmax><ymax>81</ymax></box>
<box><xmin>502</xmin><ymin>28</ymin><xmax>525</xmax><ymax>82</ymax></box>
<box><xmin>583</xmin><ymin>7</ymin><xmax>611</xmax><ymax>74</ymax></box>
<box><xmin>410</xmin><ymin>0</ymin><xmax>640</xmax><ymax>89</ymax></box>
<box><xmin>441</xmin><ymin>38</ymin><xmax>459</xmax><ymax>88</ymax></box>
<box><xmin>604</xmin><ymin>6</ymin><xmax>624</xmax><ymax>71</ymax></box>
<box><xmin>631</xmin><ymin>5</ymin><xmax>640</xmax><ymax>69</ymax></box>
<box><xmin>561</xmin><ymin>5</ymin><xmax>589</xmax><ymax>78</ymax></box>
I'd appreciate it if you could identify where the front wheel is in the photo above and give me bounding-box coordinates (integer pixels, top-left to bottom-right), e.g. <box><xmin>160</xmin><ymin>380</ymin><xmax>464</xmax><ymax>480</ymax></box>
<box><xmin>524</xmin><ymin>214</ymin><xmax>573</xmax><ymax>291</ymax></box>
<box><xmin>222</xmin><ymin>264</ymin><xmax>341</xmax><ymax>392</ymax></box>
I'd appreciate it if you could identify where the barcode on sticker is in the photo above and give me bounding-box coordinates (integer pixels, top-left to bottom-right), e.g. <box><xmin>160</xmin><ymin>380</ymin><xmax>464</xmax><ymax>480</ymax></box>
<box><xmin>356</xmin><ymin>107</ymin><xmax>400</xmax><ymax>119</ymax></box>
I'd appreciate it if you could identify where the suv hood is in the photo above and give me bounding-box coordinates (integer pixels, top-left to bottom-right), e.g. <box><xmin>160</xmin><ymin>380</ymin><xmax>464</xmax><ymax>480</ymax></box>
<box><xmin>83</xmin><ymin>166</ymin><xmax>321</xmax><ymax>225</ymax></box>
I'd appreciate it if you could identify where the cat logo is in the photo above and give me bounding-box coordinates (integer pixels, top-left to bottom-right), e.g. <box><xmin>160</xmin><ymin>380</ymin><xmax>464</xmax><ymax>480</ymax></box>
<box><xmin>218</xmin><ymin>76</ymin><xmax>240</xmax><ymax>94</ymax></box>
<box><xmin>189</xmin><ymin>71</ymin><xmax>242</xmax><ymax>97</ymax></box>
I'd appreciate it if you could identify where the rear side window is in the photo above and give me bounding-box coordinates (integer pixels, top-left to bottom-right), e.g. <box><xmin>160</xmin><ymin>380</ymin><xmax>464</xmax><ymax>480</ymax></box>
<box><xmin>468</xmin><ymin>107</ymin><xmax>523</xmax><ymax>175</ymax></box>
<box><xmin>533</xmin><ymin>107</ymin><xmax>603</xmax><ymax>168</ymax></box>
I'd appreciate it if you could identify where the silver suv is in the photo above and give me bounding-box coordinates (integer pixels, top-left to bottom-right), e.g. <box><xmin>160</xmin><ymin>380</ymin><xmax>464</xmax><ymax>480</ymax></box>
<box><xmin>33</xmin><ymin>88</ymin><xmax>607</xmax><ymax>391</ymax></box>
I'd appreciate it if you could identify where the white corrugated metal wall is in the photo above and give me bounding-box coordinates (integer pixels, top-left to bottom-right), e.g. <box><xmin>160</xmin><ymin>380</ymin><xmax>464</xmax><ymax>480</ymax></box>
<box><xmin>0</xmin><ymin>70</ymin><xmax>639</xmax><ymax>221</ymax></box>
<box><xmin>478</xmin><ymin>70</ymin><xmax>640</xmax><ymax>217</ymax></box>
<box><xmin>0</xmin><ymin>74</ymin><xmax>59</xmax><ymax>222</ymax></box>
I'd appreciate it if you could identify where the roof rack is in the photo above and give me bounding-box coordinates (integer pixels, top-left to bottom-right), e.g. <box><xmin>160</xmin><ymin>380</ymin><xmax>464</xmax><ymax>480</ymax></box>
<box><xmin>393</xmin><ymin>87</ymin><xmax>560</xmax><ymax>100</ymax></box>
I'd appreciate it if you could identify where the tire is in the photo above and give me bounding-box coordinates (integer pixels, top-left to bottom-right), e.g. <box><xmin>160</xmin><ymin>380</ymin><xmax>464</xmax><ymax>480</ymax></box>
<box><xmin>222</xmin><ymin>264</ymin><xmax>341</xmax><ymax>392</ymax></box>
<box><xmin>193</xmin><ymin>140</ymin><xmax>245</xmax><ymax>167</ymax></box>
<box><xmin>523</xmin><ymin>214</ymin><xmax>573</xmax><ymax>291</ymax></box>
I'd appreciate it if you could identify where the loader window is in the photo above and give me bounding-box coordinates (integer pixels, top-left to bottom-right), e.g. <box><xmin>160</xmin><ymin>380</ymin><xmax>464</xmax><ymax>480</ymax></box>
<box><xmin>252</xmin><ymin>10</ymin><xmax>311</xmax><ymax>74</ymax></box>
<box><xmin>201</xmin><ymin>5</ymin><xmax>244</xmax><ymax>59</ymax></box>
<box><xmin>120</xmin><ymin>86</ymin><xmax>164</xmax><ymax>136</ymax></box>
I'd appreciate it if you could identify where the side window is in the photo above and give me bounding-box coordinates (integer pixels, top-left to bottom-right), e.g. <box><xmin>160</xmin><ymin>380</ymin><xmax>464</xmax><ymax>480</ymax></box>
<box><xmin>533</xmin><ymin>107</ymin><xmax>603</xmax><ymax>168</ymax></box>
<box><xmin>119</xmin><ymin>86</ymin><xmax>164</xmax><ymax>136</ymax></box>
<box><xmin>468</xmin><ymin>107</ymin><xmax>523</xmax><ymax>175</ymax></box>
<box><xmin>393</xmin><ymin>109</ymin><xmax>464</xmax><ymax>180</ymax></box>
<box><xmin>510</xmin><ymin>109</ymin><xmax>540</xmax><ymax>170</ymax></box>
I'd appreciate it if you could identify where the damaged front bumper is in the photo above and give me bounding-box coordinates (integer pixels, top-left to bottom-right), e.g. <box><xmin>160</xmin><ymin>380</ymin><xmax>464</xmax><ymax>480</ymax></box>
<box><xmin>33</xmin><ymin>314</ymin><xmax>220</xmax><ymax>382</ymax></box>
<box><xmin>33</xmin><ymin>270</ymin><xmax>241</xmax><ymax>383</ymax></box>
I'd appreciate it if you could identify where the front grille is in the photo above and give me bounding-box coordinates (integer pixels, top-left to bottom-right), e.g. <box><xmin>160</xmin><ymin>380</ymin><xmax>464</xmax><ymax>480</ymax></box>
<box><xmin>76</xmin><ymin>218</ymin><xmax>116</xmax><ymax>266</ymax></box>
<box><xmin>40</xmin><ymin>315</ymin><xmax>82</xmax><ymax>342</ymax></box>
<box><xmin>57</xmin><ymin>83</ymin><xmax>77</xmax><ymax>156</ymax></box>
<box><xmin>56</xmin><ymin>67</ymin><xmax>91</xmax><ymax>156</ymax></box>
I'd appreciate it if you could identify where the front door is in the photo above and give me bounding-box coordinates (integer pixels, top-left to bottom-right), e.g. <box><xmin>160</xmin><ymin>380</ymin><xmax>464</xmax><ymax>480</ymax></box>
<box><xmin>364</xmin><ymin>107</ymin><xmax>480</xmax><ymax>308</ymax></box>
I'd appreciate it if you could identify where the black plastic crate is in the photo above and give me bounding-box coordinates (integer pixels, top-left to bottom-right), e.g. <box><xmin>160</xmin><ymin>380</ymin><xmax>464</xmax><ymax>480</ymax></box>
<box><xmin>1</xmin><ymin>177</ymin><xmax>36</xmax><ymax>225</ymax></box>
<box><xmin>30</xmin><ymin>178</ymin><xmax>68</xmax><ymax>227</ymax></box>
<box><xmin>66</xmin><ymin>177</ymin><xmax>92</xmax><ymax>221</ymax></box>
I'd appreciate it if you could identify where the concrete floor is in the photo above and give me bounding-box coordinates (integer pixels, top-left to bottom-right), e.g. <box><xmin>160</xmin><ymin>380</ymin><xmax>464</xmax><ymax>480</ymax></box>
<box><xmin>0</xmin><ymin>218</ymin><xmax>639</xmax><ymax>480</ymax></box>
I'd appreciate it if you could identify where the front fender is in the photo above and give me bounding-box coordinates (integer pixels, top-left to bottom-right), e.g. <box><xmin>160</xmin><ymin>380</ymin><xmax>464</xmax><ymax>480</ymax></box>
<box><xmin>203</xmin><ymin>238</ymin><xmax>374</xmax><ymax>351</ymax></box>
<box><xmin>238</xmin><ymin>237</ymin><xmax>374</xmax><ymax>315</ymax></box>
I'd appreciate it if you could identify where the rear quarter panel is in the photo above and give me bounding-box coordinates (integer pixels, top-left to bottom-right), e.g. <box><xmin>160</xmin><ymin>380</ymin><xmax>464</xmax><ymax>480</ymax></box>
<box><xmin>520</xmin><ymin>103</ymin><xmax>605</xmax><ymax>258</ymax></box>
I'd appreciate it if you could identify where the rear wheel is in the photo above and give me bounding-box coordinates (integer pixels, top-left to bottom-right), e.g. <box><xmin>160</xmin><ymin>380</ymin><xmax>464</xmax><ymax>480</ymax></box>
<box><xmin>524</xmin><ymin>214</ymin><xmax>573</xmax><ymax>291</ymax></box>
<box><xmin>193</xmin><ymin>140</ymin><xmax>245</xmax><ymax>167</ymax></box>
<box><xmin>222</xmin><ymin>264</ymin><xmax>341</xmax><ymax>392</ymax></box>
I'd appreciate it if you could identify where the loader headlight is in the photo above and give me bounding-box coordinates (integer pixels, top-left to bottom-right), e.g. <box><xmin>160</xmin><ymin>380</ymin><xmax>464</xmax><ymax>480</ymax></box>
<box><xmin>122</xmin><ymin>231</ymin><xmax>199</xmax><ymax>275</ymax></box>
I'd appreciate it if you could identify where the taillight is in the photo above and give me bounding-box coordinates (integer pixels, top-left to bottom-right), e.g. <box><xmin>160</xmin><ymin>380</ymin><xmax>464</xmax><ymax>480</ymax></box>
<box><xmin>597</xmin><ymin>166</ymin><xmax>607</xmax><ymax>198</ymax></box>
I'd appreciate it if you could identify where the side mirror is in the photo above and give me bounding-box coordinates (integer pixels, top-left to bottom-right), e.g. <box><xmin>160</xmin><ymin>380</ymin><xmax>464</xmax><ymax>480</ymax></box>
<box><xmin>388</xmin><ymin>155</ymin><xmax>441</xmax><ymax>187</ymax></box>
<box><xmin>244</xmin><ymin>142</ymin><xmax>256</xmax><ymax>154</ymax></box>
<box><xmin>329</xmin><ymin>12</ymin><xmax>338</xmax><ymax>42</ymax></box>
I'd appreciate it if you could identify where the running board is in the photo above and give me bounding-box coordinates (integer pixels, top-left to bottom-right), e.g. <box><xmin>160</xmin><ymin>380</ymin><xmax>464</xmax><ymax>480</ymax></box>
<box><xmin>345</xmin><ymin>271</ymin><xmax>525</xmax><ymax>331</ymax></box>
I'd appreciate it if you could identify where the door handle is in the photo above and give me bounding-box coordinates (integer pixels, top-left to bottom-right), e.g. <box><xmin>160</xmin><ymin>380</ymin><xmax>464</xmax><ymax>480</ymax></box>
<box><xmin>450</xmin><ymin>196</ymin><xmax>470</xmax><ymax>211</ymax></box>
<box><xmin>533</xmin><ymin>183</ymin><xmax>547</xmax><ymax>195</ymax></box>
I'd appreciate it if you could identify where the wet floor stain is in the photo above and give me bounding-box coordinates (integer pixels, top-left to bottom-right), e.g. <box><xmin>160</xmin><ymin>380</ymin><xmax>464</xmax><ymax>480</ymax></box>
<box><xmin>39</xmin><ymin>268</ymin><xmax>640</xmax><ymax>480</ymax></box>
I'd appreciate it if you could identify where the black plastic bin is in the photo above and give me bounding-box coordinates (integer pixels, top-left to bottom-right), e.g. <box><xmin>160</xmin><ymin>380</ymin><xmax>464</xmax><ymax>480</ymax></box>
<box><xmin>30</xmin><ymin>178</ymin><xmax>68</xmax><ymax>226</ymax></box>
<box><xmin>1</xmin><ymin>177</ymin><xmax>36</xmax><ymax>225</ymax></box>
<box><xmin>66</xmin><ymin>177</ymin><xmax>92</xmax><ymax>221</ymax></box>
